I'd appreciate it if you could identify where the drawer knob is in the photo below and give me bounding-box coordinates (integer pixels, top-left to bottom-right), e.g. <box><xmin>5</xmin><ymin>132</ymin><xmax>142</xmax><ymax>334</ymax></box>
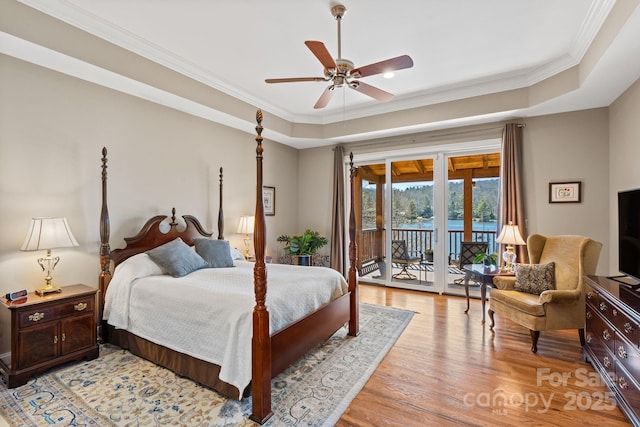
<box><xmin>586</xmin><ymin>311</ymin><xmax>593</xmax><ymax>320</ymax></box>
<box><xmin>587</xmin><ymin>292</ymin><xmax>594</xmax><ymax>300</ymax></box>
<box><xmin>603</xmin><ymin>329</ymin><xmax>611</xmax><ymax>341</ymax></box>
<box><xmin>624</xmin><ymin>322</ymin><xmax>634</xmax><ymax>334</ymax></box>
<box><xmin>586</xmin><ymin>334</ymin><xmax>593</xmax><ymax>344</ymax></box>
<box><xmin>29</xmin><ymin>312</ymin><xmax>45</xmax><ymax>322</ymax></box>
<box><xmin>603</xmin><ymin>356</ymin><xmax>612</xmax><ymax>368</ymax></box>
<box><xmin>619</xmin><ymin>377</ymin><xmax>629</xmax><ymax>390</ymax></box>
<box><xmin>599</xmin><ymin>301</ymin><xmax>608</xmax><ymax>312</ymax></box>
<box><xmin>74</xmin><ymin>302</ymin><xmax>88</xmax><ymax>311</ymax></box>
<box><xmin>618</xmin><ymin>346</ymin><xmax>628</xmax><ymax>359</ymax></box>
<box><xmin>613</xmin><ymin>309</ymin><xmax>618</xmax><ymax>316</ymax></box>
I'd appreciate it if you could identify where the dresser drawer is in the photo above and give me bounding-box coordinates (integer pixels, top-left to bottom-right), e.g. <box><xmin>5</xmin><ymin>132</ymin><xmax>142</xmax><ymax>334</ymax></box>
<box><xmin>18</xmin><ymin>296</ymin><xmax>95</xmax><ymax>329</ymax></box>
<box><xmin>611</xmin><ymin>303</ymin><xmax>640</xmax><ymax>347</ymax></box>
<box><xmin>586</xmin><ymin>330</ymin><xmax>616</xmax><ymax>382</ymax></box>
<box><xmin>586</xmin><ymin>285</ymin><xmax>599</xmax><ymax>309</ymax></box>
<box><xmin>616</xmin><ymin>332</ymin><xmax>640</xmax><ymax>380</ymax></box>
<box><xmin>587</xmin><ymin>304</ymin><xmax>615</xmax><ymax>353</ymax></box>
<box><xmin>616</xmin><ymin>361</ymin><xmax>640</xmax><ymax>411</ymax></box>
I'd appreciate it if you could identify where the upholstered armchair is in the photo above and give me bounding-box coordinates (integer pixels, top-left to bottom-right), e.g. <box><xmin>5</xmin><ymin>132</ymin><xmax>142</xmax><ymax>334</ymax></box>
<box><xmin>488</xmin><ymin>234</ymin><xmax>602</xmax><ymax>353</ymax></box>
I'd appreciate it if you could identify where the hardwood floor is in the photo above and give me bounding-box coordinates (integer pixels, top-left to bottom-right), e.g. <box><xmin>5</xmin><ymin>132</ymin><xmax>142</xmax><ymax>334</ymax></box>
<box><xmin>337</xmin><ymin>284</ymin><xmax>632</xmax><ymax>426</ymax></box>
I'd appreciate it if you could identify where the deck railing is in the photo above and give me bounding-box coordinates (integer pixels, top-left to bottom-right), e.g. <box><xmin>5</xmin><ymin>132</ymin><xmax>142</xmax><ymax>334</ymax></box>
<box><xmin>360</xmin><ymin>228</ymin><xmax>498</xmax><ymax>265</ymax></box>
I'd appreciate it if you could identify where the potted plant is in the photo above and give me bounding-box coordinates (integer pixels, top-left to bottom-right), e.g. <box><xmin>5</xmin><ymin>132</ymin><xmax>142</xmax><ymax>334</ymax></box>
<box><xmin>277</xmin><ymin>229</ymin><xmax>328</xmax><ymax>266</ymax></box>
<box><xmin>424</xmin><ymin>249</ymin><xmax>434</xmax><ymax>263</ymax></box>
<box><xmin>473</xmin><ymin>252</ymin><xmax>498</xmax><ymax>267</ymax></box>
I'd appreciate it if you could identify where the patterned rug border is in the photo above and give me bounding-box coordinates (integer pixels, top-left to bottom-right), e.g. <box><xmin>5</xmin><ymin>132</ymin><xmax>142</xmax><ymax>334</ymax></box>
<box><xmin>319</xmin><ymin>302</ymin><xmax>414</xmax><ymax>427</ymax></box>
<box><xmin>0</xmin><ymin>302</ymin><xmax>414</xmax><ymax>426</ymax></box>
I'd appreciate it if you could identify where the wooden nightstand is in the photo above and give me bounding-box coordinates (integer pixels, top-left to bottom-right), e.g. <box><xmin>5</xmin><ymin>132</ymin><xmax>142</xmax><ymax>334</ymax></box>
<box><xmin>0</xmin><ymin>284</ymin><xmax>99</xmax><ymax>388</ymax></box>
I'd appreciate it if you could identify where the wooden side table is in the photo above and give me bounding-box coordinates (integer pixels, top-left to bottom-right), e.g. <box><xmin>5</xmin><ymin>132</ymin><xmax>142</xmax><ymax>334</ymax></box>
<box><xmin>0</xmin><ymin>284</ymin><xmax>99</xmax><ymax>388</ymax></box>
<box><xmin>462</xmin><ymin>264</ymin><xmax>513</xmax><ymax>324</ymax></box>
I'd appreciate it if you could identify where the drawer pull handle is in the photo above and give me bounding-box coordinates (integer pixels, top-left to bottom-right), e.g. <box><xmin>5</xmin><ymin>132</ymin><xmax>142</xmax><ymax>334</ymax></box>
<box><xmin>74</xmin><ymin>302</ymin><xmax>87</xmax><ymax>311</ymax></box>
<box><xmin>619</xmin><ymin>377</ymin><xmax>629</xmax><ymax>390</ymax></box>
<box><xmin>624</xmin><ymin>322</ymin><xmax>634</xmax><ymax>334</ymax></box>
<box><xmin>613</xmin><ymin>309</ymin><xmax>618</xmax><ymax>316</ymax></box>
<box><xmin>62</xmin><ymin>333</ymin><xmax>66</xmax><ymax>342</ymax></box>
<box><xmin>587</xmin><ymin>292</ymin><xmax>594</xmax><ymax>300</ymax></box>
<box><xmin>586</xmin><ymin>312</ymin><xmax>593</xmax><ymax>320</ymax></box>
<box><xmin>586</xmin><ymin>334</ymin><xmax>593</xmax><ymax>344</ymax></box>
<box><xmin>603</xmin><ymin>356</ymin><xmax>612</xmax><ymax>368</ymax></box>
<box><xmin>603</xmin><ymin>329</ymin><xmax>611</xmax><ymax>341</ymax></box>
<box><xmin>29</xmin><ymin>312</ymin><xmax>45</xmax><ymax>322</ymax></box>
<box><xmin>599</xmin><ymin>301</ymin><xmax>608</xmax><ymax>312</ymax></box>
<box><xmin>53</xmin><ymin>335</ymin><xmax>58</xmax><ymax>344</ymax></box>
<box><xmin>618</xmin><ymin>346</ymin><xmax>628</xmax><ymax>359</ymax></box>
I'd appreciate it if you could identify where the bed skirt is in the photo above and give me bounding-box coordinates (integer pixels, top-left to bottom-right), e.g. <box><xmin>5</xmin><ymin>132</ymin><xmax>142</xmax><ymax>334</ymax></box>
<box><xmin>107</xmin><ymin>326</ymin><xmax>247</xmax><ymax>399</ymax></box>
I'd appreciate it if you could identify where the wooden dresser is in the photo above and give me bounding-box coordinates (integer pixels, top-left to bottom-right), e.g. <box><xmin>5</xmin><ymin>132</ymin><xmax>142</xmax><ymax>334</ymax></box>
<box><xmin>0</xmin><ymin>284</ymin><xmax>99</xmax><ymax>388</ymax></box>
<box><xmin>585</xmin><ymin>275</ymin><xmax>640</xmax><ymax>426</ymax></box>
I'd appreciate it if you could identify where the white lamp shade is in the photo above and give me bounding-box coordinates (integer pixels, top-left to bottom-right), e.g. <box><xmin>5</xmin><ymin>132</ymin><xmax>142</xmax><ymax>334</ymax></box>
<box><xmin>21</xmin><ymin>217</ymin><xmax>79</xmax><ymax>251</ymax></box>
<box><xmin>237</xmin><ymin>216</ymin><xmax>255</xmax><ymax>235</ymax></box>
<box><xmin>496</xmin><ymin>223</ymin><xmax>526</xmax><ymax>246</ymax></box>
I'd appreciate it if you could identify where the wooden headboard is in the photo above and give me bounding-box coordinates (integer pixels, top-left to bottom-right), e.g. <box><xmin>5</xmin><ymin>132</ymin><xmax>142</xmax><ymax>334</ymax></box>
<box><xmin>109</xmin><ymin>209</ymin><xmax>214</xmax><ymax>267</ymax></box>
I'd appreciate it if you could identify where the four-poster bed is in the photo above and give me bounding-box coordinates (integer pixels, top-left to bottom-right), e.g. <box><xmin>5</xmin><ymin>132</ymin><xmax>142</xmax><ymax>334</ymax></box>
<box><xmin>97</xmin><ymin>109</ymin><xmax>359</xmax><ymax>423</ymax></box>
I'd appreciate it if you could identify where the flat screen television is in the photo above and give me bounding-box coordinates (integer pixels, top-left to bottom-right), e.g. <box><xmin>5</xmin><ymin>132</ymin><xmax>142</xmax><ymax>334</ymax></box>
<box><xmin>618</xmin><ymin>189</ymin><xmax>640</xmax><ymax>282</ymax></box>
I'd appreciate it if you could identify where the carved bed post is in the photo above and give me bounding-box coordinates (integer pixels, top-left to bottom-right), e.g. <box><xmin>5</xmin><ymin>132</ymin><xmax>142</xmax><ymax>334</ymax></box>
<box><xmin>218</xmin><ymin>167</ymin><xmax>224</xmax><ymax>239</ymax></box>
<box><xmin>348</xmin><ymin>153</ymin><xmax>359</xmax><ymax>336</ymax></box>
<box><xmin>250</xmin><ymin>109</ymin><xmax>273</xmax><ymax>424</ymax></box>
<box><xmin>99</xmin><ymin>147</ymin><xmax>111</xmax><ymax>343</ymax></box>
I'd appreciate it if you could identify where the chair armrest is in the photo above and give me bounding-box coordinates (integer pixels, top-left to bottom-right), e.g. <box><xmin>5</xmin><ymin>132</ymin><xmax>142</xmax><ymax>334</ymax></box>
<box><xmin>538</xmin><ymin>289</ymin><xmax>581</xmax><ymax>304</ymax></box>
<box><xmin>492</xmin><ymin>276</ymin><xmax>516</xmax><ymax>290</ymax></box>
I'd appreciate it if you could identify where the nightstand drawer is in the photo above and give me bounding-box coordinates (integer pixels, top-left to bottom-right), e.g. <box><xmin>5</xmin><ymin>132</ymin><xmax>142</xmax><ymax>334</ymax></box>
<box><xmin>18</xmin><ymin>296</ymin><xmax>95</xmax><ymax>329</ymax></box>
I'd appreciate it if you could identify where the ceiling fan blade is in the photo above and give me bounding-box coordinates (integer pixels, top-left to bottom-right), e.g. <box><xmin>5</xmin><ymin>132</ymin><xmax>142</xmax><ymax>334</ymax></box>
<box><xmin>351</xmin><ymin>55</ymin><xmax>414</xmax><ymax>78</ymax></box>
<box><xmin>265</xmin><ymin>77</ymin><xmax>326</xmax><ymax>83</ymax></box>
<box><xmin>305</xmin><ymin>41</ymin><xmax>337</xmax><ymax>70</ymax></box>
<box><xmin>314</xmin><ymin>85</ymin><xmax>335</xmax><ymax>109</ymax></box>
<box><xmin>349</xmin><ymin>80</ymin><xmax>394</xmax><ymax>102</ymax></box>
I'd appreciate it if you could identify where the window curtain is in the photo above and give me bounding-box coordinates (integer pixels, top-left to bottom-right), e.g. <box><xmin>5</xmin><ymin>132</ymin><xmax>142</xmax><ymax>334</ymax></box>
<box><xmin>330</xmin><ymin>145</ymin><xmax>346</xmax><ymax>275</ymax></box>
<box><xmin>498</xmin><ymin>123</ymin><xmax>528</xmax><ymax>265</ymax></box>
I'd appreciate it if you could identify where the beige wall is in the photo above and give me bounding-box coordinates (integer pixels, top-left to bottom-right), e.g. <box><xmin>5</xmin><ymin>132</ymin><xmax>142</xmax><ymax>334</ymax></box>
<box><xmin>609</xmin><ymin>77</ymin><xmax>640</xmax><ymax>274</ymax></box>
<box><xmin>0</xmin><ymin>54</ymin><xmax>298</xmax><ymax>303</ymax></box>
<box><xmin>522</xmin><ymin>109</ymin><xmax>610</xmax><ymax>274</ymax></box>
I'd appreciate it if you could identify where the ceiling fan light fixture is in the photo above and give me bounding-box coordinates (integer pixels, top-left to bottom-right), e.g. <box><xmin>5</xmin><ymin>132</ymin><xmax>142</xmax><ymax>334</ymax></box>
<box><xmin>265</xmin><ymin>3</ymin><xmax>413</xmax><ymax>109</ymax></box>
<box><xmin>383</xmin><ymin>71</ymin><xmax>395</xmax><ymax>79</ymax></box>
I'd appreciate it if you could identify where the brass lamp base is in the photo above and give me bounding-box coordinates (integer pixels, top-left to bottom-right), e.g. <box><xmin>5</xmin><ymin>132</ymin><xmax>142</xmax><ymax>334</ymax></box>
<box><xmin>35</xmin><ymin>285</ymin><xmax>62</xmax><ymax>296</ymax></box>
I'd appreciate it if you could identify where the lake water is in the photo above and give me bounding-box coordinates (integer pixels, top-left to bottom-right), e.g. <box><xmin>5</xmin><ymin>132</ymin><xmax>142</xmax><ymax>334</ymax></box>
<box><xmin>398</xmin><ymin>219</ymin><xmax>497</xmax><ymax>231</ymax></box>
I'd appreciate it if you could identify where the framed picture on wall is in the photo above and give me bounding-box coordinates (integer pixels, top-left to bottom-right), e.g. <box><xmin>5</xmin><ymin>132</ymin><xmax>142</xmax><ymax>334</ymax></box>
<box><xmin>549</xmin><ymin>181</ymin><xmax>581</xmax><ymax>203</ymax></box>
<box><xmin>263</xmin><ymin>186</ymin><xmax>275</xmax><ymax>215</ymax></box>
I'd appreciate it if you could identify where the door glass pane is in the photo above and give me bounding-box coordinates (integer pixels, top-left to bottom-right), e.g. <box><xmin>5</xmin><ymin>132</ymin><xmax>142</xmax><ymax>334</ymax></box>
<box><xmin>446</xmin><ymin>154</ymin><xmax>501</xmax><ymax>296</ymax></box>
<box><xmin>390</xmin><ymin>158</ymin><xmax>435</xmax><ymax>291</ymax></box>
<box><xmin>358</xmin><ymin>163</ymin><xmax>385</xmax><ymax>282</ymax></box>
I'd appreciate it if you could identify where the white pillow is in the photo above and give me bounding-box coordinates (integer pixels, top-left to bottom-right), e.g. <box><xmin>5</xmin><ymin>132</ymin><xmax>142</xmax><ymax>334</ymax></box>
<box><xmin>230</xmin><ymin>247</ymin><xmax>245</xmax><ymax>261</ymax></box>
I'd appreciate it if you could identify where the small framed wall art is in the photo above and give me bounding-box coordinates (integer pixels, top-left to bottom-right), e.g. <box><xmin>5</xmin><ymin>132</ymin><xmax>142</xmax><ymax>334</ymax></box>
<box><xmin>549</xmin><ymin>181</ymin><xmax>582</xmax><ymax>203</ymax></box>
<box><xmin>263</xmin><ymin>186</ymin><xmax>275</xmax><ymax>215</ymax></box>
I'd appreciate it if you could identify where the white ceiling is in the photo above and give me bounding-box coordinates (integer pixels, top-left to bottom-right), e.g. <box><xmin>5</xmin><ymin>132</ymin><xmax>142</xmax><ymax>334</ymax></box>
<box><xmin>6</xmin><ymin>0</ymin><xmax>640</xmax><ymax>148</ymax></box>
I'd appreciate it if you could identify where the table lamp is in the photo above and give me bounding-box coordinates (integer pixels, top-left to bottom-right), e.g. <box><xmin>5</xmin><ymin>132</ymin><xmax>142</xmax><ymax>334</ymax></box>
<box><xmin>237</xmin><ymin>215</ymin><xmax>255</xmax><ymax>259</ymax></box>
<box><xmin>496</xmin><ymin>221</ymin><xmax>526</xmax><ymax>272</ymax></box>
<box><xmin>21</xmin><ymin>217</ymin><xmax>79</xmax><ymax>295</ymax></box>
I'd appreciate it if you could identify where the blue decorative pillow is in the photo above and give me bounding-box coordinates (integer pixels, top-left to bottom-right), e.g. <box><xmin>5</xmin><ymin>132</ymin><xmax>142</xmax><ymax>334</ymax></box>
<box><xmin>514</xmin><ymin>262</ymin><xmax>556</xmax><ymax>295</ymax></box>
<box><xmin>194</xmin><ymin>238</ymin><xmax>235</xmax><ymax>268</ymax></box>
<box><xmin>146</xmin><ymin>237</ymin><xmax>208</xmax><ymax>277</ymax></box>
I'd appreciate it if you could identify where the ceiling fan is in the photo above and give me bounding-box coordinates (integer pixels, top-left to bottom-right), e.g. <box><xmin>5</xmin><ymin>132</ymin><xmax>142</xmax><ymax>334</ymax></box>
<box><xmin>265</xmin><ymin>4</ymin><xmax>414</xmax><ymax>109</ymax></box>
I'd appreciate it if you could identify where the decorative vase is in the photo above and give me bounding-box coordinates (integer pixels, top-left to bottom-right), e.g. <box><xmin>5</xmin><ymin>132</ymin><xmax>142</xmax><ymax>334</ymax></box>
<box><xmin>297</xmin><ymin>255</ymin><xmax>312</xmax><ymax>266</ymax></box>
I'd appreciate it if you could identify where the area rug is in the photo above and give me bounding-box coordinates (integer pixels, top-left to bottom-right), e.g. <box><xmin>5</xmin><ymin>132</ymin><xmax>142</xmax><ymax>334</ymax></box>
<box><xmin>0</xmin><ymin>303</ymin><xmax>413</xmax><ymax>426</ymax></box>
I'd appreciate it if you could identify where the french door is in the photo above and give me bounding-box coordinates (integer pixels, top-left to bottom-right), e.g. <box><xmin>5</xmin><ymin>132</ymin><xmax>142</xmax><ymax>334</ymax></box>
<box><xmin>351</xmin><ymin>140</ymin><xmax>501</xmax><ymax>295</ymax></box>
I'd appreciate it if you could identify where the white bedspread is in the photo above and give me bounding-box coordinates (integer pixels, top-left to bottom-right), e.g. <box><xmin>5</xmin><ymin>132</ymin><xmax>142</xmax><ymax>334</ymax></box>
<box><xmin>103</xmin><ymin>254</ymin><xmax>348</xmax><ymax>399</ymax></box>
